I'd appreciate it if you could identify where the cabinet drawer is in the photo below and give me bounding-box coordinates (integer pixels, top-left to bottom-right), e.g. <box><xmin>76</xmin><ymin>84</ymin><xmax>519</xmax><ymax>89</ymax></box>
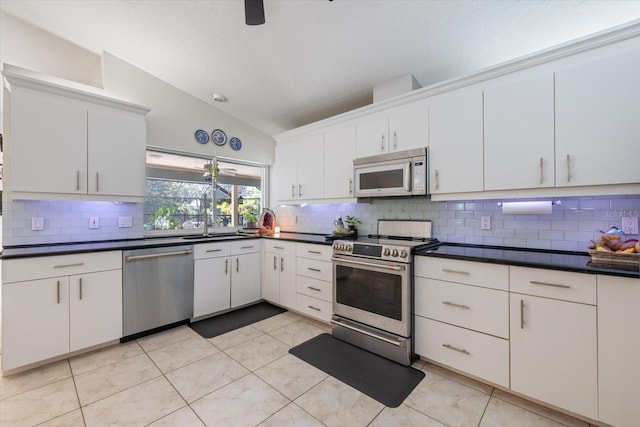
<box><xmin>194</xmin><ymin>242</ymin><xmax>230</xmax><ymax>259</ymax></box>
<box><xmin>415</xmin><ymin>257</ymin><xmax>508</xmax><ymax>291</ymax></box>
<box><xmin>510</xmin><ymin>266</ymin><xmax>596</xmax><ymax>304</ymax></box>
<box><xmin>296</xmin><ymin>258</ymin><xmax>332</xmax><ymax>282</ymax></box>
<box><xmin>296</xmin><ymin>275</ymin><xmax>332</xmax><ymax>302</ymax></box>
<box><xmin>263</xmin><ymin>240</ymin><xmax>296</xmax><ymax>255</ymax></box>
<box><xmin>296</xmin><ymin>293</ymin><xmax>332</xmax><ymax>323</ymax></box>
<box><xmin>229</xmin><ymin>239</ymin><xmax>262</xmax><ymax>254</ymax></box>
<box><xmin>415</xmin><ymin>316</ymin><xmax>509</xmax><ymax>388</ymax></box>
<box><xmin>296</xmin><ymin>243</ymin><xmax>332</xmax><ymax>262</ymax></box>
<box><xmin>3</xmin><ymin>251</ymin><xmax>122</xmax><ymax>283</ymax></box>
<box><xmin>415</xmin><ymin>277</ymin><xmax>509</xmax><ymax>339</ymax></box>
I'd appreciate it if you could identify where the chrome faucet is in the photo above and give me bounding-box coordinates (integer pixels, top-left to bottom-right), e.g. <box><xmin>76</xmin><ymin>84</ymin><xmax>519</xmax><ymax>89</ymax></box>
<box><xmin>202</xmin><ymin>191</ymin><xmax>210</xmax><ymax>237</ymax></box>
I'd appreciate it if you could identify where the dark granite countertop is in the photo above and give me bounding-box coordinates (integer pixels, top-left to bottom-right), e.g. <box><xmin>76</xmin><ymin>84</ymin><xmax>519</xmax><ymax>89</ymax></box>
<box><xmin>262</xmin><ymin>232</ymin><xmax>334</xmax><ymax>245</ymax></box>
<box><xmin>416</xmin><ymin>243</ymin><xmax>639</xmax><ymax>279</ymax></box>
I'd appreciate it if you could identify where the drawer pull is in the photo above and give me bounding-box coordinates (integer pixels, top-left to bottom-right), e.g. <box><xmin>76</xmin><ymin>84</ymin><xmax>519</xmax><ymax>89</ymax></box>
<box><xmin>307</xmin><ymin>250</ymin><xmax>322</xmax><ymax>254</ymax></box>
<box><xmin>307</xmin><ymin>305</ymin><xmax>321</xmax><ymax>312</ymax></box>
<box><xmin>442</xmin><ymin>301</ymin><xmax>470</xmax><ymax>310</ymax></box>
<box><xmin>307</xmin><ymin>286</ymin><xmax>322</xmax><ymax>292</ymax></box>
<box><xmin>520</xmin><ymin>299</ymin><xmax>525</xmax><ymax>329</ymax></box>
<box><xmin>529</xmin><ymin>280</ymin><xmax>570</xmax><ymax>289</ymax></box>
<box><xmin>206</xmin><ymin>249</ymin><xmax>223</xmax><ymax>253</ymax></box>
<box><xmin>273</xmin><ymin>246</ymin><xmax>285</xmax><ymax>250</ymax></box>
<box><xmin>442</xmin><ymin>268</ymin><xmax>470</xmax><ymax>275</ymax></box>
<box><xmin>442</xmin><ymin>344</ymin><xmax>470</xmax><ymax>355</ymax></box>
<box><xmin>54</xmin><ymin>263</ymin><xmax>85</xmax><ymax>269</ymax></box>
<box><xmin>240</xmin><ymin>245</ymin><xmax>255</xmax><ymax>249</ymax></box>
<box><xmin>307</xmin><ymin>267</ymin><xmax>322</xmax><ymax>272</ymax></box>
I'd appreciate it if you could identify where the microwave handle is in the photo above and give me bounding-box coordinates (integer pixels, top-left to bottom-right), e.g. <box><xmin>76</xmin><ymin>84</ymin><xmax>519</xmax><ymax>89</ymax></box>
<box><xmin>405</xmin><ymin>161</ymin><xmax>412</xmax><ymax>192</ymax></box>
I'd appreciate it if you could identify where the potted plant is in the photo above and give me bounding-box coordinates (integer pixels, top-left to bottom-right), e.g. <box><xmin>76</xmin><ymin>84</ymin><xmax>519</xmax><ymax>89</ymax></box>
<box><xmin>245</xmin><ymin>213</ymin><xmax>258</xmax><ymax>228</ymax></box>
<box><xmin>345</xmin><ymin>215</ymin><xmax>361</xmax><ymax>233</ymax></box>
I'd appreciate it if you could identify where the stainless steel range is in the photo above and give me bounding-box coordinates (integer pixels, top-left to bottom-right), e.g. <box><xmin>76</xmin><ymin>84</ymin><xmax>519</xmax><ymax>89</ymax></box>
<box><xmin>331</xmin><ymin>220</ymin><xmax>438</xmax><ymax>366</ymax></box>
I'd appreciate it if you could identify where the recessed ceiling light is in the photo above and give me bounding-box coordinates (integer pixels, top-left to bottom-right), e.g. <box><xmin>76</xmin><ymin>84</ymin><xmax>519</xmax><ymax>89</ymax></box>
<box><xmin>211</xmin><ymin>92</ymin><xmax>227</xmax><ymax>102</ymax></box>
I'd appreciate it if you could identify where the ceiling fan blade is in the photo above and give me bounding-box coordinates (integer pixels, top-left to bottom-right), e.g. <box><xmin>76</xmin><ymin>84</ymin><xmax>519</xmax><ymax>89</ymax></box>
<box><xmin>245</xmin><ymin>0</ymin><xmax>265</xmax><ymax>26</ymax></box>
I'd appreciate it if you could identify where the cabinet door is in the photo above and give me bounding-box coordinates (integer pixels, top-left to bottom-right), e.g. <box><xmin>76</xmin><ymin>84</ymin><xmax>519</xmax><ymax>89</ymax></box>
<box><xmin>388</xmin><ymin>99</ymin><xmax>429</xmax><ymax>152</ymax></box>
<box><xmin>10</xmin><ymin>86</ymin><xmax>87</xmax><ymax>194</ymax></box>
<box><xmin>556</xmin><ymin>46</ymin><xmax>640</xmax><ymax>186</ymax></box>
<box><xmin>429</xmin><ymin>86</ymin><xmax>483</xmax><ymax>194</ymax></box>
<box><xmin>355</xmin><ymin>112</ymin><xmax>388</xmax><ymax>157</ymax></box>
<box><xmin>278</xmin><ymin>254</ymin><xmax>297</xmax><ymax>309</ymax></box>
<box><xmin>296</xmin><ymin>133</ymin><xmax>324</xmax><ymax>200</ymax></box>
<box><xmin>324</xmin><ymin>124</ymin><xmax>356</xmax><ymax>198</ymax></box>
<box><xmin>484</xmin><ymin>72</ymin><xmax>555</xmax><ymax>190</ymax></box>
<box><xmin>261</xmin><ymin>252</ymin><xmax>280</xmax><ymax>303</ymax></box>
<box><xmin>274</xmin><ymin>142</ymin><xmax>298</xmax><ymax>201</ymax></box>
<box><xmin>509</xmin><ymin>294</ymin><xmax>597</xmax><ymax>419</ymax></box>
<box><xmin>598</xmin><ymin>275</ymin><xmax>640</xmax><ymax>427</ymax></box>
<box><xmin>231</xmin><ymin>253</ymin><xmax>262</xmax><ymax>308</ymax></box>
<box><xmin>2</xmin><ymin>277</ymin><xmax>70</xmax><ymax>371</ymax></box>
<box><xmin>88</xmin><ymin>107</ymin><xmax>146</xmax><ymax>197</ymax></box>
<box><xmin>193</xmin><ymin>257</ymin><xmax>231</xmax><ymax>317</ymax></box>
<box><xmin>69</xmin><ymin>270</ymin><xmax>122</xmax><ymax>352</ymax></box>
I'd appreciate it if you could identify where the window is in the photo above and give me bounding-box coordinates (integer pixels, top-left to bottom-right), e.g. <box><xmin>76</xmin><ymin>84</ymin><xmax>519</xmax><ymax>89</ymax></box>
<box><xmin>144</xmin><ymin>149</ymin><xmax>266</xmax><ymax>233</ymax></box>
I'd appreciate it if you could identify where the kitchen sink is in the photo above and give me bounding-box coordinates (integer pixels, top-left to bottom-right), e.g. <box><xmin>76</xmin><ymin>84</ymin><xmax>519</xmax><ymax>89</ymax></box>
<box><xmin>180</xmin><ymin>233</ymin><xmax>245</xmax><ymax>240</ymax></box>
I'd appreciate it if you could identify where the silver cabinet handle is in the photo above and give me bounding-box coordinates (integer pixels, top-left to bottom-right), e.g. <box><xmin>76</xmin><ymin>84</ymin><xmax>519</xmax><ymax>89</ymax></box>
<box><xmin>349</xmin><ymin>178</ymin><xmax>353</xmax><ymax>194</ymax></box>
<box><xmin>57</xmin><ymin>280</ymin><xmax>61</xmax><ymax>304</ymax></box>
<box><xmin>442</xmin><ymin>301</ymin><xmax>470</xmax><ymax>309</ymax></box>
<box><xmin>126</xmin><ymin>250</ymin><xmax>193</xmax><ymax>262</ymax></box>
<box><xmin>307</xmin><ymin>305</ymin><xmax>321</xmax><ymax>312</ymax></box>
<box><xmin>393</xmin><ymin>130</ymin><xmax>398</xmax><ymax>149</ymax></box>
<box><xmin>206</xmin><ymin>249</ymin><xmax>223</xmax><ymax>253</ymax></box>
<box><xmin>96</xmin><ymin>172</ymin><xmax>99</xmax><ymax>192</ymax></box>
<box><xmin>76</xmin><ymin>171</ymin><xmax>80</xmax><ymax>191</ymax></box>
<box><xmin>307</xmin><ymin>267</ymin><xmax>322</xmax><ymax>272</ymax></box>
<box><xmin>566</xmin><ymin>154</ymin><xmax>571</xmax><ymax>182</ymax></box>
<box><xmin>236</xmin><ymin>258</ymin><xmax>239</xmax><ymax>273</ymax></box>
<box><xmin>54</xmin><ymin>263</ymin><xmax>85</xmax><ymax>269</ymax></box>
<box><xmin>307</xmin><ymin>250</ymin><xmax>321</xmax><ymax>255</ymax></box>
<box><xmin>307</xmin><ymin>286</ymin><xmax>321</xmax><ymax>292</ymax></box>
<box><xmin>435</xmin><ymin>169</ymin><xmax>439</xmax><ymax>190</ymax></box>
<box><xmin>225</xmin><ymin>259</ymin><xmax>229</xmax><ymax>275</ymax></box>
<box><xmin>291</xmin><ymin>184</ymin><xmax>295</xmax><ymax>198</ymax></box>
<box><xmin>442</xmin><ymin>268</ymin><xmax>470</xmax><ymax>275</ymax></box>
<box><xmin>273</xmin><ymin>246</ymin><xmax>284</xmax><ymax>250</ymax></box>
<box><xmin>529</xmin><ymin>280</ymin><xmax>570</xmax><ymax>289</ymax></box>
<box><xmin>539</xmin><ymin>157</ymin><xmax>544</xmax><ymax>185</ymax></box>
<box><xmin>520</xmin><ymin>299</ymin><xmax>525</xmax><ymax>329</ymax></box>
<box><xmin>280</xmin><ymin>257</ymin><xmax>284</xmax><ymax>272</ymax></box>
<box><xmin>381</xmin><ymin>133</ymin><xmax>385</xmax><ymax>151</ymax></box>
<box><xmin>240</xmin><ymin>245</ymin><xmax>255</xmax><ymax>249</ymax></box>
<box><xmin>273</xmin><ymin>256</ymin><xmax>277</xmax><ymax>271</ymax></box>
<box><xmin>442</xmin><ymin>344</ymin><xmax>470</xmax><ymax>355</ymax></box>
<box><xmin>79</xmin><ymin>278</ymin><xmax>83</xmax><ymax>300</ymax></box>
<box><xmin>298</xmin><ymin>184</ymin><xmax>302</xmax><ymax>198</ymax></box>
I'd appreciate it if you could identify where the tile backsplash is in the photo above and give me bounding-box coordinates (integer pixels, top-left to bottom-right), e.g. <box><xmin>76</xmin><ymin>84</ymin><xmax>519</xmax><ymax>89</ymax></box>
<box><xmin>274</xmin><ymin>195</ymin><xmax>640</xmax><ymax>252</ymax></box>
<box><xmin>2</xmin><ymin>200</ymin><xmax>144</xmax><ymax>246</ymax></box>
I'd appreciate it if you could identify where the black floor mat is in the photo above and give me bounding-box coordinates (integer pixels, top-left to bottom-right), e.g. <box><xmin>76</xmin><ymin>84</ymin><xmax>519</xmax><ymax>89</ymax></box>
<box><xmin>289</xmin><ymin>333</ymin><xmax>425</xmax><ymax>408</ymax></box>
<box><xmin>189</xmin><ymin>302</ymin><xmax>286</xmax><ymax>339</ymax></box>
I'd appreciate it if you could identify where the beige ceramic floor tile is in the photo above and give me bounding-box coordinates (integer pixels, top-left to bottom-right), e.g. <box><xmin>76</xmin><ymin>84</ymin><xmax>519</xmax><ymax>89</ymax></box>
<box><xmin>299</xmin><ymin>317</ymin><xmax>332</xmax><ymax>333</ymax></box>
<box><xmin>225</xmin><ymin>334</ymin><xmax>290</xmax><ymax>371</ymax></box>
<box><xmin>251</xmin><ymin>312</ymin><xmax>302</xmax><ymax>333</ymax></box>
<box><xmin>208</xmin><ymin>325</ymin><xmax>264</xmax><ymax>350</ymax></box>
<box><xmin>422</xmin><ymin>362</ymin><xmax>494</xmax><ymax>394</ymax></box>
<box><xmin>269</xmin><ymin>320</ymin><xmax>326</xmax><ymax>347</ymax></box>
<box><xmin>166</xmin><ymin>352</ymin><xmax>249</xmax><ymax>403</ymax></box>
<box><xmin>481</xmin><ymin>396</ymin><xmax>576</xmax><ymax>427</ymax></box>
<box><xmin>147</xmin><ymin>406</ymin><xmax>205</xmax><ymax>427</ymax></box>
<box><xmin>36</xmin><ymin>409</ymin><xmax>85</xmax><ymax>427</ymax></box>
<box><xmin>404</xmin><ymin>370</ymin><xmax>490</xmax><ymax>427</ymax></box>
<box><xmin>74</xmin><ymin>353</ymin><xmax>161</xmax><ymax>406</ymax></box>
<box><xmin>0</xmin><ymin>378</ymin><xmax>79</xmax><ymax>427</ymax></box>
<box><xmin>411</xmin><ymin>358</ymin><xmax>427</xmax><ymax>370</ymax></box>
<box><xmin>136</xmin><ymin>325</ymin><xmax>200</xmax><ymax>352</ymax></box>
<box><xmin>492</xmin><ymin>389</ymin><xmax>589</xmax><ymax>427</ymax></box>
<box><xmin>146</xmin><ymin>335</ymin><xmax>219</xmax><ymax>373</ymax></box>
<box><xmin>0</xmin><ymin>359</ymin><xmax>71</xmax><ymax>400</ymax></box>
<box><xmin>82</xmin><ymin>377</ymin><xmax>185</xmax><ymax>427</ymax></box>
<box><xmin>255</xmin><ymin>354</ymin><xmax>328</xmax><ymax>400</ymax></box>
<box><xmin>370</xmin><ymin>404</ymin><xmax>446</xmax><ymax>427</ymax></box>
<box><xmin>295</xmin><ymin>377</ymin><xmax>385</xmax><ymax>427</ymax></box>
<box><xmin>69</xmin><ymin>341</ymin><xmax>143</xmax><ymax>375</ymax></box>
<box><xmin>190</xmin><ymin>373</ymin><xmax>289</xmax><ymax>427</ymax></box>
<box><xmin>259</xmin><ymin>403</ymin><xmax>325</xmax><ymax>427</ymax></box>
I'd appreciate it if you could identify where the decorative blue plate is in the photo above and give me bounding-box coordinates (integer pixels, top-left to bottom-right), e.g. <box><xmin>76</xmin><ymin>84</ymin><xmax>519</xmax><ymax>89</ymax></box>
<box><xmin>195</xmin><ymin>129</ymin><xmax>209</xmax><ymax>144</ymax></box>
<box><xmin>230</xmin><ymin>137</ymin><xmax>242</xmax><ymax>151</ymax></box>
<box><xmin>211</xmin><ymin>129</ymin><xmax>227</xmax><ymax>146</ymax></box>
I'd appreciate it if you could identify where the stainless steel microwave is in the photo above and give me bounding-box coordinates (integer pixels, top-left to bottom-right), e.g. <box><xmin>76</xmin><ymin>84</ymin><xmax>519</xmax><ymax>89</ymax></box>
<box><xmin>353</xmin><ymin>147</ymin><xmax>428</xmax><ymax>197</ymax></box>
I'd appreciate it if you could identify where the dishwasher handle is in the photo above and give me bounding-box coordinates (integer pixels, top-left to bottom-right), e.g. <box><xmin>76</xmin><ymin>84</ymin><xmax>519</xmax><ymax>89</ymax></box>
<box><xmin>126</xmin><ymin>250</ymin><xmax>193</xmax><ymax>262</ymax></box>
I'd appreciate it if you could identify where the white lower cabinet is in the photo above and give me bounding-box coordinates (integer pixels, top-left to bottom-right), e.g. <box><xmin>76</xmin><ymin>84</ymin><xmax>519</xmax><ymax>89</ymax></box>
<box><xmin>1</xmin><ymin>252</ymin><xmax>122</xmax><ymax>372</ymax></box>
<box><xmin>295</xmin><ymin>243</ymin><xmax>333</xmax><ymax>322</ymax></box>
<box><xmin>261</xmin><ymin>240</ymin><xmax>296</xmax><ymax>309</ymax></box>
<box><xmin>597</xmin><ymin>275</ymin><xmax>640</xmax><ymax>427</ymax></box>
<box><xmin>230</xmin><ymin>252</ymin><xmax>261</xmax><ymax>308</ymax></box>
<box><xmin>509</xmin><ymin>267</ymin><xmax>597</xmax><ymax>420</ymax></box>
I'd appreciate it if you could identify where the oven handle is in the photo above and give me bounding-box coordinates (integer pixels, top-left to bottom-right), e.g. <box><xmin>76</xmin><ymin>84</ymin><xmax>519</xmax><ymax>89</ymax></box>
<box><xmin>330</xmin><ymin>319</ymin><xmax>402</xmax><ymax>347</ymax></box>
<box><xmin>331</xmin><ymin>257</ymin><xmax>405</xmax><ymax>271</ymax></box>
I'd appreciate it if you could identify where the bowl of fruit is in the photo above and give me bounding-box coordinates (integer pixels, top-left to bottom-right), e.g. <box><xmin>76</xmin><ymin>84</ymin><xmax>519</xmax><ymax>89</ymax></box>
<box><xmin>588</xmin><ymin>227</ymin><xmax>639</xmax><ymax>268</ymax></box>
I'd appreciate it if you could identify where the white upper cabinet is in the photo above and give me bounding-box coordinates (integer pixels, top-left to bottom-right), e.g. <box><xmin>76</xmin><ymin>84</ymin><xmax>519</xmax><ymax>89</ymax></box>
<box><xmin>555</xmin><ymin>41</ymin><xmax>640</xmax><ymax>187</ymax></box>
<box><xmin>429</xmin><ymin>85</ymin><xmax>484</xmax><ymax>194</ymax></box>
<box><xmin>355</xmin><ymin>99</ymin><xmax>428</xmax><ymax>158</ymax></box>
<box><xmin>484</xmin><ymin>71</ymin><xmax>555</xmax><ymax>190</ymax></box>
<box><xmin>324</xmin><ymin>123</ymin><xmax>356</xmax><ymax>199</ymax></box>
<box><xmin>274</xmin><ymin>134</ymin><xmax>324</xmax><ymax>202</ymax></box>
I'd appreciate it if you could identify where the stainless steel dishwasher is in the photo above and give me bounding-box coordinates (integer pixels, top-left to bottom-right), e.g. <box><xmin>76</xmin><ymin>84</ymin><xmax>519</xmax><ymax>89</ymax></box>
<box><xmin>123</xmin><ymin>245</ymin><xmax>194</xmax><ymax>338</ymax></box>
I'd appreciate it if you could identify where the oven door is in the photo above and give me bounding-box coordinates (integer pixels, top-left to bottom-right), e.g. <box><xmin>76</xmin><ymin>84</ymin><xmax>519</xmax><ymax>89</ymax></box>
<box><xmin>354</xmin><ymin>160</ymin><xmax>411</xmax><ymax>197</ymax></box>
<box><xmin>332</xmin><ymin>256</ymin><xmax>410</xmax><ymax>337</ymax></box>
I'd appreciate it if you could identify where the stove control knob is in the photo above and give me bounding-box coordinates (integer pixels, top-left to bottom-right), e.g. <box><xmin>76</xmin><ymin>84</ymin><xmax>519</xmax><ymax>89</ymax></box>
<box><xmin>333</xmin><ymin>243</ymin><xmax>338</xmax><ymax>250</ymax></box>
<box><xmin>400</xmin><ymin>250</ymin><xmax>408</xmax><ymax>258</ymax></box>
<box><xmin>337</xmin><ymin>244</ymin><xmax>344</xmax><ymax>250</ymax></box>
<box><xmin>392</xmin><ymin>249</ymin><xmax>399</xmax><ymax>257</ymax></box>
<box><xmin>383</xmin><ymin>248</ymin><xmax>391</xmax><ymax>256</ymax></box>
<box><xmin>346</xmin><ymin>244</ymin><xmax>352</xmax><ymax>252</ymax></box>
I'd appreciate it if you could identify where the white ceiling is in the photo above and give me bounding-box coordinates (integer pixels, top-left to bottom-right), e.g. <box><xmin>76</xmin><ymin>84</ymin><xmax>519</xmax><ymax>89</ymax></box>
<box><xmin>2</xmin><ymin>1</ymin><xmax>640</xmax><ymax>136</ymax></box>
